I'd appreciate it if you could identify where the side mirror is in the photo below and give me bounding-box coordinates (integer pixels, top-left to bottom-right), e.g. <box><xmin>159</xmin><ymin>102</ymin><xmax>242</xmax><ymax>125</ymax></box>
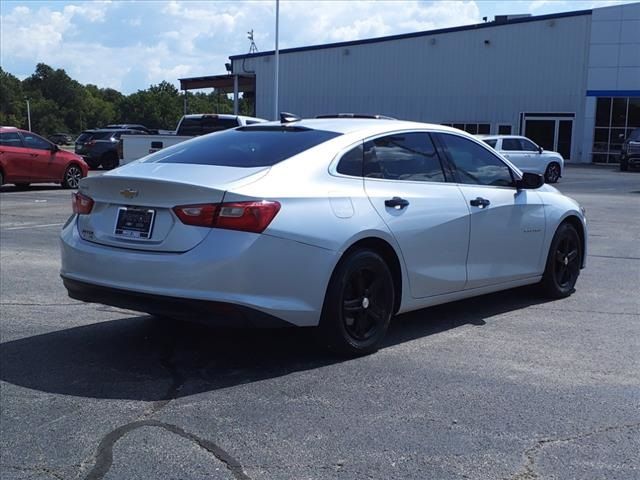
<box><xmin>516</xmin><ymin>172</ymin><xmax>544</xmax><ymax>189</ymax></box>
<box><xmin>51</xmin><ymin>143</ymin><xmax>60</xmax><ymax>152</ymax></box>
<box><xmin>538</xmin><ymin>146</ymin><xmax>543</xmax><ymax>154</ymax></box>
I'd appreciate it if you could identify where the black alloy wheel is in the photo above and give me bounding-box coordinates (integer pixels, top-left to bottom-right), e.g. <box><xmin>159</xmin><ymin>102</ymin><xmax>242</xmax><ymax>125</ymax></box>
<box><xmin>544</xmin><ymin>162</ymin><xmax>561</xmax><ymax>183</ymax></box>
<box><xmin>541</xmin><ymin>223</ymin><xmax>581</xmax><ymax>298</ymax></box>
<box><xmin>62</xmin><ymin>164</ymin><xmax>82</xmax><ymax>189</ymax></box>
<box><xmin>320</xmin><ymin>249</ymin><xmax>394</xmax><ymax>355</ymax></box>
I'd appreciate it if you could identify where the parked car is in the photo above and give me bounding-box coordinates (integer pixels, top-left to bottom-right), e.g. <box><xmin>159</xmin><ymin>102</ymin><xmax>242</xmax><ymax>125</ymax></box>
<box><xmin>120</xmin><ymin>114</ymin><xmax>267</xmax><ymax>164</ymax></box>
<box><xmin>60</xmin><ymin>116</ymin><xmax>586</xmax><ymax>355</ymax></box>
<box><xmin>479</xmin><ymin>135</ymin><xmax>564</xmax><ymax>183</ymax></box>
<box><xmin>0</xmin><ymin>127</ymin><xmax>88</xmax><ymax>188</ymax></box>
<box><xmin>620</xmin><ymin>128</ymin><xmax>640</xmax><ymax>171</ymax></box>
<box><xmin>48</xmin><ymin>133</ymin><xmax>74</xmax><ymax>145</ymax></box>
<box><xmin>75</xmin><ymin>128</ymin><xmax>146</xmax><ymax>169</ymax></box>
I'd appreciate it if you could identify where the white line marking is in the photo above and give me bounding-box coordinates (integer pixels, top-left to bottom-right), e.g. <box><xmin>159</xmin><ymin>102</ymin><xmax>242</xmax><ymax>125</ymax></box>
<box><xmin>3</xmin><ymin>223</ymin><xmax>64</xmax><ymax>231</ymax></box>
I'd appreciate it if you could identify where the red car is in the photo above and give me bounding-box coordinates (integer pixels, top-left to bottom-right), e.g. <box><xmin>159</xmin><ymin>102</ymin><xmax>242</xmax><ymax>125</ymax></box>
<box><xmin>0</xmin><ymin>127</ymin><xmax>88</xmax><ymax>189</ymax></box>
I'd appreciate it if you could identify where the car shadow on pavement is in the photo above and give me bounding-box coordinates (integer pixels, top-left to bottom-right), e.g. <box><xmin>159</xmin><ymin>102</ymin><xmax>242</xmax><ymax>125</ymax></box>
<box><xmin>0</xmin><ymin>285</ymin><xmax>548</xmax><ymax>401</ymax></box>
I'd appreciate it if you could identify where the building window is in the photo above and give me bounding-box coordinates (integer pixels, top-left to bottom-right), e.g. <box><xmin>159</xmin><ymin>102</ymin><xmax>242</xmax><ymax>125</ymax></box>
<box><xmin>441</xmin><ymin>123</ymin><xmax>490</xmax><ymax>135</ymax></box>
<box><xmin>498</xmin><ymin>124</ymin><xmax>512</xmax><ymax>135</ymax></box>
<box><xmin>593</xmin><ymin>97</ymin><xmax>640</xmax><ymax>163</ymax></box>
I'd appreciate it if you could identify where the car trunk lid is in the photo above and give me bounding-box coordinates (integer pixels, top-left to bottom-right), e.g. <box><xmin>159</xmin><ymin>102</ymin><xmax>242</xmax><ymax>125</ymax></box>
<box><xmin>76</xmin><ymin>163</ymin><xmax>270</xmax><ymax>252</ymax></box>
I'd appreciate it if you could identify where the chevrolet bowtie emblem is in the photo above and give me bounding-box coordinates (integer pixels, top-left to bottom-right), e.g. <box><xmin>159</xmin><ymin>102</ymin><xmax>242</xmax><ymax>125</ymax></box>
<box><xmin>120</xmin><ymin>189</ymin><xmax>139</xmax><ymax>199</ymax></box>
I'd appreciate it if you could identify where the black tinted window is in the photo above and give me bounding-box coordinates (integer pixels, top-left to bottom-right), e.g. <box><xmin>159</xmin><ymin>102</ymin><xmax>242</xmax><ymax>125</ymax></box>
<box><xmin>483</xmin><ymin>139</ymin><xmax>497</xmax><ymax>148</ymax></box>
<box><xmin>0</xmin><ymin>132</ymin><xmax>23</xmax><ymax>147</ymax></box>
<box><xmin>21</xmin><ymin>132</ymin><xmax>51</xmax><ymax>150</ymax></box>
<box><xmin>520</xmin><ymin>138</ymin><xmax>538</xmax><ymax>151</ymax></box>
<box><xmin>146</xmin><ymin>126</ymin><xmax>342</xmax><ymax>167</ymax></box>
<box><xmin>630</xmin><ymin>129</ymin><xmax>640</xmax><ymax>141</ymax></box>
<box><xmin>337</xmin><ymin>144</ymin><xmax>363</xmax><ymax>177</ymax></box>
<box><xmin>436</xmin><ymin>133</ymin><xmax>513</xmax><ymax>187</ymax></box>
<box><xmin>363</xmin><ymin>132</ymin><xmax>445</xmax><ymax>182</ymax></box>
<box><xmin>501</xmin><ymin>138</ymin><xmax>522</xmax><ymax>151</ymax></box>
<box><xmin>177</xmin><ymin>117</ymin><xmax>238</xmax><ymax>136</ymax></box>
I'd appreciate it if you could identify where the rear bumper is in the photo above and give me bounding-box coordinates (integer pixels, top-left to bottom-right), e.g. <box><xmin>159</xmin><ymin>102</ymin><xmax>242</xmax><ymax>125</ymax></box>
<box><xmin>62</xmin><ymin>277</ymin><xmax>292</xmax><ymax>327</ymax></box>
<box><xmin>60</xmin><ymin>218</ymin><xmax>337</xmax><ymax>327</ymax></box>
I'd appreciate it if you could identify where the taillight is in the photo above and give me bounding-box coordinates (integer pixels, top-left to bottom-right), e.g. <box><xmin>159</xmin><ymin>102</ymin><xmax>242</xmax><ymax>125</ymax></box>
<box><xmin>72</xmin><ymin>192</ymin><xmax>94</xmax><ymax>214</ymax></box>
<box><xmin>173</xmin><ymin>201</ymin><xmax>280</xmax><ymax>233</ymax></box>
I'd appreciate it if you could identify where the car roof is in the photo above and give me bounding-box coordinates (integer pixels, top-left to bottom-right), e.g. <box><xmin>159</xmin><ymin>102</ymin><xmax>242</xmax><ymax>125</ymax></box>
<box><xmin>478</xmin><ymin>135</ymin><xmax>526</xmax><ymax>140</ymax></box>
<box><xmin>0</xmin><ymin>126</ymin><xmax>20</xmax><ymax>132</ymax></box>
<box><xmin>250</xmin><ymin>118</ymin><xmax>463</xmax><ymax>137</ymax></box>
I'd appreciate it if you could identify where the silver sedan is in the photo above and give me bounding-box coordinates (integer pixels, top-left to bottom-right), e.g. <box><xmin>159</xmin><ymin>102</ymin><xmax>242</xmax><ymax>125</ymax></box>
<box><xmin>60</xmin><ymin>116</ymin><xmax>587</xmax><ymax>355</ymax></box>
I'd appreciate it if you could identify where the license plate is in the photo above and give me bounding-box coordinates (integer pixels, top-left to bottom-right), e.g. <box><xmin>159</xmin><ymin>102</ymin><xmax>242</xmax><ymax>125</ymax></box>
<box><xmin>114</xmin><ymin>207</ymin><xmax>155</xmax><ymax>239</ymax></box>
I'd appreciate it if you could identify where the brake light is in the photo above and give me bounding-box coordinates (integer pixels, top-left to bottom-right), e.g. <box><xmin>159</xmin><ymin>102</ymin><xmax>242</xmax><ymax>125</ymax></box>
<box><xmin>72</xmin><ymin>192</ymin><xmax>94</xmax><ymax>214</ymax></box>
<box><xmin>173</xmin><ymin>201</ymin><xmax>280</xmax><ymax>233</ymax></box>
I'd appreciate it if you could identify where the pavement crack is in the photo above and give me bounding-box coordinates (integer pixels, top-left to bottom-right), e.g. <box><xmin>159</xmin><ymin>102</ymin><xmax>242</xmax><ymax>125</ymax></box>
<box><xmin>143</xmin><ymin>335</ymin><xmax>185</xmax><ymax>416</ymax></box>
<box><xmin>510</xmin><ymin>422</ymin><xmax>640</xmax><ymax>480</ymax></box>
<box><xmin>83</xmin><ymin>420</ymin><xmax>252</xmax><ymax>480</ymax></box>
<box><xmin>1</xmin><ymin>463</ymin><xmax>67</xmax><ymax>480</ymax></box>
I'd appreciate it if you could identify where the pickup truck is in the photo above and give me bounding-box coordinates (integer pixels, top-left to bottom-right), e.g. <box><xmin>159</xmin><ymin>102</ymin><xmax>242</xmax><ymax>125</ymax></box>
<box><xmin>120</xmin><ymin>114</ymin><xmax>266</xmax><ymax>164</ymax></box>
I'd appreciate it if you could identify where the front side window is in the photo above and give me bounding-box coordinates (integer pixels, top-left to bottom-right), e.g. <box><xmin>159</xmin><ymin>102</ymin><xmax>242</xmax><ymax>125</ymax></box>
<box><xmin>520</xmin><ymin>138</ymin><xmax>539</xmax><ymax>151</ymax></box>
<box><xmin>483</xmin><ymin>139</ymin><xmax>497</xmax><ymax>148</ymax></box>
<box><xmin>21</xmin><ymin>132</ymin><xmax>51</xmax><ymax>150</ymax></box>
<box><xmin>0</xmin><ymin>132</ymin><xmax>23</xmax><ymax>147</ymax></box>
<box><xmin>501</xmin><ymin>138</ymin><xmax>522</xmax><ymax>151</ymax></box>
<box><xmin>363</xmin><ymin>132</ymin><xmax>445</xmax><ymax>182</ymax></box>
<box><xmin>436</xmin><ymin>133</ymin><xmax>514</xmax><ymax>187</ymax></box>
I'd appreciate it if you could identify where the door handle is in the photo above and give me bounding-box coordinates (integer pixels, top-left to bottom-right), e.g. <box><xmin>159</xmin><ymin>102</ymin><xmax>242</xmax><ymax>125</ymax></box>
<box><xmin>385</xmin><ymin>197</ymin><xmax>410</xmax><ymax>209</ymax></box>
<box><xmin>470</xmin><ymin>197</ymin><xmax>490</xmax><ymax>208</ymax></box>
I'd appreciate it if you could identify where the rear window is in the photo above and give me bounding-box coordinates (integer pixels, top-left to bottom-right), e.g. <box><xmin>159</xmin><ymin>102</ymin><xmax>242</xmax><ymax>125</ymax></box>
<box><xmin>76</xmin><ymin>132</ymin><xmax>94</xmax><ymax>143</ymax></box>
<box><xmin>143</xmin><ymin>126</ymin><xmax>342</xmax><ymax>168</ymax></box>
<box><xmin>177</xmin><ymin>116</ymin><xmax>239</xmax><ymax>136</ymax></box>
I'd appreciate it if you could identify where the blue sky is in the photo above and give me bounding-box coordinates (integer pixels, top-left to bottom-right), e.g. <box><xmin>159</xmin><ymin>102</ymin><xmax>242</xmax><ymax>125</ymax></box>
<box><xmin>0</xmin><ymin>0</ymin><xmax>636</xmax><ymax>94</ymax></box>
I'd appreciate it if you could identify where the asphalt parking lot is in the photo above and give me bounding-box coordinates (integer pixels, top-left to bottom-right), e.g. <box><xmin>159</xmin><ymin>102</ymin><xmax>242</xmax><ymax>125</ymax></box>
<box><xmin>1</xmin><ymin>165</ymin><xmax>639</xmax><ymax>480</ymax></box>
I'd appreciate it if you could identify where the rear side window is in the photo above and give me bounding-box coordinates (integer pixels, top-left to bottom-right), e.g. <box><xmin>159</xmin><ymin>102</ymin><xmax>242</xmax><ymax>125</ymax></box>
<box><xmin>0</xmin><ymin>132</ymin><xmax>23</xmax><ymax>147</ymax></box>
<box><xmin>145</xmin><ymin>127</ymin><xmax>342</xmax><ymax>167</ymax></box>
<box><xmin>337</xmin><ymin>144</ymin><xmax>364</xmax><ymax>176</ymax></box>
<box><xmin>177</xmin><ymin>117</ymin><xmax>238</xmax><ymax>136</ymax></box>
<box><xmin>363</xmin><ymin>132</ymin><xmax>445</xmax><ymax>182</ymax></box>
<box><xmin>436</xmin><ymin>133</ymin><xmax>514</xmax><ymax>187</ymax></box>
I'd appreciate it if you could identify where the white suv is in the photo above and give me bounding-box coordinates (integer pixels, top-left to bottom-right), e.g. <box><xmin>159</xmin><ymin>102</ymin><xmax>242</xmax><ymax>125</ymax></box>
<box><xmin>479</xmin><ymin>135</ymin><xmax>564</xmax><ymax>183</ymax></box>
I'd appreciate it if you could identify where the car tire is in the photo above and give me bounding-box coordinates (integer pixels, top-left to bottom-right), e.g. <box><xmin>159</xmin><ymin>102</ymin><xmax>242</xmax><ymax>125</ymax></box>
<box><xmin>62</xmin><ymin>164</ymin><xmax>83</xmax><ymax>189</ymax></box>
<box><xmin>102</xmin><ymin>152</ymin><xmax>119</xmax><ymax>170</ymax></box>
<box><xmin>620</xmin><ymin>159</ymin><xmax>629</xmax><ymax>171</ymax></box>
<box><xmin>541</xmin><ymin>222</ymin><xmax>582</xmax><ymax>299</ymax></box>
<box><xmin>544</xmin><ymin>162</ymin><xmax>561</xmax><ymax>183</ymax></box>
<box><xmin>319</xmin><ymin>249</ymin><xmax>395</xmax><ymax>356</ymax></box>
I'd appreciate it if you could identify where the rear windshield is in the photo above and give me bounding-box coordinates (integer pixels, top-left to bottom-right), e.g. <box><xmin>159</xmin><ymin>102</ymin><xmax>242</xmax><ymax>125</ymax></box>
<box><xmin>177</xmin><ymin>117</ymin><xmax>239</xmax><ymax>136</ymax></box>
<box><xmin>76</xmin><ymin>132</ymin><xmax>94</xmax><ymax>143</ymax></box>
<box><xmin>142</xmin><ymin>127</ymin><xmax>342</xmax><ymax>168</ymax></box>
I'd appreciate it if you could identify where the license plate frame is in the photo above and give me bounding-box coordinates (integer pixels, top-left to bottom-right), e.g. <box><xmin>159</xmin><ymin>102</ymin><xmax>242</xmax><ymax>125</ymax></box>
<box><xmin>114</xmin><ymin>207</ymin><xmax>155</xmax><ymax>240</ymax></box>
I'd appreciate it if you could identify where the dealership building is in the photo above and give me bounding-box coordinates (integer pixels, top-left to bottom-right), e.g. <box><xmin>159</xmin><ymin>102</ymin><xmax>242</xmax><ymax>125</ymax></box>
<box><xmin>182</xmin><ymin>2</ymin><xmax>639</xmax><ymax>164</ymax></box>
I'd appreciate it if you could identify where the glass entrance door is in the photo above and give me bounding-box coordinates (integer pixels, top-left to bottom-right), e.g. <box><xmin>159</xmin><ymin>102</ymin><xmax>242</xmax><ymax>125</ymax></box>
<box><xmin>523</xmin><ymin>116</ymin><xmax>573</xmax><ymax>160</ymax></box>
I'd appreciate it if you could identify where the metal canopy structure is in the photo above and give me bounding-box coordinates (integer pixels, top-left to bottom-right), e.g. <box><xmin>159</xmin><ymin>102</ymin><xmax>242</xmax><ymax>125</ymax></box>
<box><xmin>178</xmin><ymin>74</ymin><xmax>256</xmax><ymax>115</ymax></box>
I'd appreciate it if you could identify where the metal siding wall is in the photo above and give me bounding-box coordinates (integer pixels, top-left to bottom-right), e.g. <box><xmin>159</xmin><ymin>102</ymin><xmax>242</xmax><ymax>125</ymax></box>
<box><xmin>234</xmin><ymin>14</ymin><xmax>592</xmax><ymax>157</ymax></box>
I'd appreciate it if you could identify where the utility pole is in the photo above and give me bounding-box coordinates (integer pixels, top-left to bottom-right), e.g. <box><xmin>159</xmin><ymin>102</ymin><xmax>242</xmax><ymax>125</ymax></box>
<box><xmin>25</xmin><ymin>98</ymin><xmax>31</xmax><ymax>131</ymax></box>
<box><xmin>274</xmin><ymin>0</ymin><xmax>279</xmax><ymax>120</ymax></box>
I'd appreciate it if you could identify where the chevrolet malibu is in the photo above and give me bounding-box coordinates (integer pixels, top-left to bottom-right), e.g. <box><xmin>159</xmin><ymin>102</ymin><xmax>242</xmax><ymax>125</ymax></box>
<box><xmin>60</xmin><ymin>116</ymin><xmax>587</xmax><ymax>355</ymax></box>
